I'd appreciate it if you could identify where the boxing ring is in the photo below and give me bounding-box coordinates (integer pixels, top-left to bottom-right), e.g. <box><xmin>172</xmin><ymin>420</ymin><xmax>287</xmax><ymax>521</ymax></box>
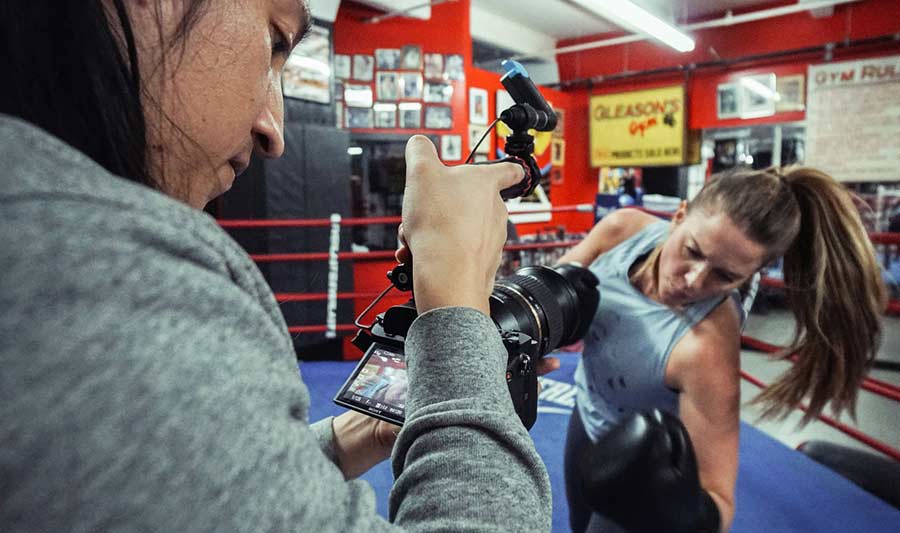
<box><xmin>219</xmin><ymin>205</ymin><xmax>900</xmax><ymax>531</ymax></box>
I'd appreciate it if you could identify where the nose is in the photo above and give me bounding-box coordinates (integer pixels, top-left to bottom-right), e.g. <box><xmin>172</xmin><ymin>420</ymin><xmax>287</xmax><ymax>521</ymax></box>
<box><xmin>684</xmin><ymin>262</ymin><xmax>709</xmax><ymax>290</ymax></box>
<box><xmin>252</xmin><ymin>73</ymin><xmax>285</xmax><ymax>159</ymax></box>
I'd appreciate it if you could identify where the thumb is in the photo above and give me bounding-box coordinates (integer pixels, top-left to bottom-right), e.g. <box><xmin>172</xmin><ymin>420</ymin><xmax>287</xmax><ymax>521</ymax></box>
<box><xmin>479</xmin><ymin>161</ymin><xmax>525</xmax><ymax>193</ymax></box>
<box><xmin>405</xmin><ymin>135</ymin><xmax>442</xmax><ymax>180</ymax></box>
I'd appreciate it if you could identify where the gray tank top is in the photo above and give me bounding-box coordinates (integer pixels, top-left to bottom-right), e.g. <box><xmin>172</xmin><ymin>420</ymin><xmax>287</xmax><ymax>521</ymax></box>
<box><xmin>574</xmin><ymin>220</ymin><xmax>740</xmax><ymax>441</ymax></box>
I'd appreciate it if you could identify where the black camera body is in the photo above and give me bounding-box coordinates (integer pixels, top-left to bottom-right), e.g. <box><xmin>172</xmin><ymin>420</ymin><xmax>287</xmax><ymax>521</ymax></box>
<box><xmin>347</xmin><ymin>264</ymin><xmax>599</xmax><ymax>429</ymax></box>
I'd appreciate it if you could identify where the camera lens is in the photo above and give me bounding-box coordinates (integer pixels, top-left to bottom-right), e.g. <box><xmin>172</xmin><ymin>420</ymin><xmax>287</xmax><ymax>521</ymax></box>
<box><xmin>489</xmin><ymin>264</ymin><xmax>599</xmax><ymax>357</ymax></box>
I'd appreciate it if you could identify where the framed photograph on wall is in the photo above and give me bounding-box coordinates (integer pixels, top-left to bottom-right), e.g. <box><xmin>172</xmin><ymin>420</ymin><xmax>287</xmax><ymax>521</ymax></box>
<box><xmin>374</xmin><ymin>103</ymin><xmax>397</xmax><ymax>129</ymax></box>
<box><xmin>375</xmin><ymin>48</ymin><xmax>401</xmax><ymax>70</ymax></box>
<box><xmin>400</xmin><ymin>45</ymin><xmax>423</xmax><ymax>70</ymax></box>
<box><xmin>282</xmin><ymin>24</ymin><xmax>331</xmax><ymax>104</ymax></box>
<box><xmin>468</xmin><ymin>125</ymin><xmax>490</xmax><ymax>155</ymax></box>
<box><xmin>551</xmin><ymin>139</ymin><xmax>565</xmax><ymax>166</ymax></box>
<box><xmin>445</xmin><ymin>54</ymin><xmax>464</xmax><ymax>81</ymax></box>
<box><xmin>376</xmin><ymin>72</ymin><xmax>399</xmax><ymax>101</ymax></box>
<box><xmin>469</xmin><ymin>87</ymin><xmax>488</xmax><ymax>125</ymax></box>
<box><xmin>347</xmin><ymin>107</ymin><xmax>373</xmax><ymax>129</ymax></box>
<box><xmin>424</xmin><ymin>106</ymin><xmax>453</xmax><ymax>129</ymax></box>
<box><xmin>344</xmin><ymin>84</ymin><xmax>373</xmax><ymax>108</ymax></box>
<box><xmin>399</xmin><ymin>103</ymin><xmax>422</xmax><ymax>129</ymax></box>
<box><xmin>776</xmin><ymin>74</ymin><xmax>805</xmax><ymax>112</ymax></box>
<box><xmin>424</xmin><ymin>82</ymin><xmax>453</xmax><ymax>104</ymax></box>
<box><xmin>424</xmin><ymin>53</ymin><xmax>444</xmax><ymax>80</ymax></box>
<box><xmin>739</xmin><ymin>73</ymin><xmax>777</xmax><ymax>119</ymax></box>
<box><xmin>552</xmin><ymin>107</ymin><xmax>565</xmax><ymax>137</ymax></box>
<box><xmin>400</xmin><ymin>73</ymin><xmax>423</xmax><ymax>100</ymax></box>
<box><xmin>334</xmin><ymin>54</ymin><xmax>351</xmax><ymax>80</ymax></box>
<box><xmin>716</xmin><ymin>83</ymin><xmax>740</xmax><ymax>119</ymax></box>
<box><xmin>441</xmin><ymin>134</ymin><xmax>463</xmax><ymax>161</ymax></box>
<box><xmin>352</xmin><ymin>54</ymin><xmax>374</xmax><ymax>81</ymax></box>
<box><xmin>550</xmin><ymin>168</ymin><xmax>564</xmax><ymax>185</ymax></box>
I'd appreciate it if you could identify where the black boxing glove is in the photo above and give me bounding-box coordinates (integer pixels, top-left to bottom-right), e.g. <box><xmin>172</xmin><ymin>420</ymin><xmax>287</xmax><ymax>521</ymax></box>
<box><xmin>581</xmin><ymin>409</ymin><xmax>721</xmax><ymax>533</ymax></box>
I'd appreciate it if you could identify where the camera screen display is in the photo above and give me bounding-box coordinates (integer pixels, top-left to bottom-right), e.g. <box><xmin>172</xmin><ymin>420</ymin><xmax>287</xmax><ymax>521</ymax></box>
<box><xmin>333</xmin><ymin>343</ymin><xmax>408</xmax><ymax>426</ymax></box>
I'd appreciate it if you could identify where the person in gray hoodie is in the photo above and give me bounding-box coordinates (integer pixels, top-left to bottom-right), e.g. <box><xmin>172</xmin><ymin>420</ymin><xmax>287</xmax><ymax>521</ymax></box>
<box><xmin>0</xmin><ymin>1</ymin><xmax>551</xmax><ymax>531</ymax></box>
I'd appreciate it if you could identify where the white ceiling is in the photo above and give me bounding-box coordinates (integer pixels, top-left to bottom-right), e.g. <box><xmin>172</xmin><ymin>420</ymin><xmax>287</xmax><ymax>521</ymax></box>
<box><xmin>472</xmin><ymin>0</ymin><xmax>779</xmax><ymax>41</ymax></box>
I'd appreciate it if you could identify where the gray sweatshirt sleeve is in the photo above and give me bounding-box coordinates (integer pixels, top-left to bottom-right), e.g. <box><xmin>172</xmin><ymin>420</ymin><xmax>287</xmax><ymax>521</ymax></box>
<box><xmin>0</xmin><ymin>115</ymin><xmax>550</xmax><ymax>533</ymax></box>
<box><xmin>391</xmin><ymin>307</ymin><xmax>553</xmax><ymax>532</ymax></box>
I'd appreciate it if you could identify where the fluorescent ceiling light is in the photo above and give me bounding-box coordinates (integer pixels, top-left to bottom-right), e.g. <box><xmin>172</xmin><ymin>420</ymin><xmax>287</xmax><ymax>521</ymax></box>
<box><xmin>347</xmin><ymin>147</ymin><xmax>363</xmax><ymax>156</ymax></box>
<box><xmin>740</xmin><ymin>77</ymin><xmax>781</xmax><ymax>101</ymax></box>
<box><xmin>572</xmin><ymin>0</ymin><xmax>695</xmax><ymax>52</ymax></box>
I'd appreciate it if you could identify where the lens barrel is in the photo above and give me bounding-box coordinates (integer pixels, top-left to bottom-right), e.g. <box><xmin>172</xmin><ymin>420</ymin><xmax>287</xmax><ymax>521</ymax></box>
<box><xmin>489</xmin><ymin>264</ymin><xmax>599</xmax><ymax>357</ymax></box>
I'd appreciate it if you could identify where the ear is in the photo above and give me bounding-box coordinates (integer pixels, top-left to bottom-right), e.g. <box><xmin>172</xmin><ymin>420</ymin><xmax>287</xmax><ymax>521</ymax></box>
<box><xmin>671</xmin><ymin>200</ymin><xmax>689</xmax><ymax>225</ymax></box>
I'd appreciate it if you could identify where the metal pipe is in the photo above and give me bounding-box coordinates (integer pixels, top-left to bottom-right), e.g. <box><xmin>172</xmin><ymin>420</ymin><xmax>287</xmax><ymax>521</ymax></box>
<box><xmin>555</xmin><ymin>33</ymin><xmax>900</xmax><ymax>89</ymax></box>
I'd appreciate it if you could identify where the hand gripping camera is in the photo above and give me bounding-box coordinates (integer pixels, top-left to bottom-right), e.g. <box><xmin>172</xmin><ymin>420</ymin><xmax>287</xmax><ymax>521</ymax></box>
<box><xmin>333</xmin><ymin>61</ymin><xmax>599</xmax><ymax>430</ymax></box>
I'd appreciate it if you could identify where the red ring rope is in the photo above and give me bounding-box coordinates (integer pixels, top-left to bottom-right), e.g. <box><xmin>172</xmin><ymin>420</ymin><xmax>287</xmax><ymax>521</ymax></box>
<box><xmin>740</xmin><ymin>370</ymin><xmax>900</xmax><ymax>462</ymax></box>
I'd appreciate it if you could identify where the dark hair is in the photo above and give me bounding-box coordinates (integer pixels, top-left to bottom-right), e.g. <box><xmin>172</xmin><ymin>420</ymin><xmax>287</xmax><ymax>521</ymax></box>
<box><xmin>692</xmin><ymin>168</ymin><xmax>887</xmax><ymax>423</ymax></box>
<box><xmin>0</xmin><ymin>1</ymin><xmax>207</xmax><ymax>188</ymax></box>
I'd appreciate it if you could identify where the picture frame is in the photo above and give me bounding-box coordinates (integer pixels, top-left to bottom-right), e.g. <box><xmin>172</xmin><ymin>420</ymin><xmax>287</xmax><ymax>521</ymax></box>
<box><xmin>375</xmin><ymin>48</ymin><xmax>401</xmax><ymax>70</ymax></box>
<box><xmin>551</xmin><ymin>139</ymin><xmax>565</xmax><ymax>166</ymax></box>
<box><xmin>468</xmin><ymin>124</ymin><xmax>490</xmax><ymax>155</ymax></box>
<box><xmin>399</xmin><ymin>103</ymin><xmax>422</xmax><ymax>129</ymax></box>
<box><xmin>716</xmin><ymin>83</ymin><xmax>740</xmax><ymax>119</ymax></box>
<box><xmin>424</xmin><ymin>82</ymin><xmax>453</xmax><ymax>104</ymax></box>
<box><xmin>400</xmin><ymin>45</ymin><xmax>423</xmax><ymax>70</ymax></box>
<box><xmin>352</xmin><ymin>54</ymin><xmax>374</xmax><ymax>81</ymax></box>
<box><xmin>373</xmin><ymin>103</ymin><xmax>397</xmax><ymax>129</ymax></box>
<box><xmin>469</xmin><ymin>87</ymin><xmax>489</xmax><ymax>125</ymax></box>
<box><xmin>550</xmin><ymin>168</ymin><xmax>564</xmax><ymax>185</ymax></box>
<box><xmin>424</xmin><ymin>53</ymin><xmax>444</xmax><ymax>80</ymax></box>
<box><xmin>441</xmin><ymin>134</ymin><xmax>463</xmax><ymax>161</ymax></box>
<box><xmin>376</xmin><ymin>71</ymin><xmax>400</xmax><ymax>101</ymax></box>
<box><xmin>776</xmin><ymin>74</ymin><xmax>806</xmax><ymax>112</ymax></box>
<box><xmin>281</xmin><ymin>24</ymin><xmax>331</xmax><ymax>104</ymax></box>
<box><xmin>344</xmin><ymin>84</ymin><xmax>373</xmax><ymax>108</ymax></box>
<box><xmin>739</xmin><ymin>73</ymin><xmax>776</xmax><ymax>119</ymax></box>
<box><xmin>444</xmin><ymin>54</ymin><xmax>464</xmax><ymax>81</ymax></box>
<box><xmin>334</xmin><ymin>54</ymin><xmax>351</xmax><ymax>80</ymax></box>
<box><xmin>346</xmin><ymin>107</ymin><xmax>373</xmax><ymax>129</ymax></box>
<box><xmin>424</xmin><ymin>106</ymin><xmax>453</xmax><ymax>130</ymax></box>
<box><xmin>400</xmin><ymin>73</ymin><xmax>423</xmax><ymax>100</ymax></box>
<box><xmin>552</xmin><ymin>107</ymin><xmax>565</xmax><ymax>137</ymax></box>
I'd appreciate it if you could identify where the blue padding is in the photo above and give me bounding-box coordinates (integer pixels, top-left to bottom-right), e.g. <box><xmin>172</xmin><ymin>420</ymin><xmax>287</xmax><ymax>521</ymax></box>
<box><xmin>301</xmin><ymin>353</ymin><xmax>900</xmax><ymax>532</ymax></box>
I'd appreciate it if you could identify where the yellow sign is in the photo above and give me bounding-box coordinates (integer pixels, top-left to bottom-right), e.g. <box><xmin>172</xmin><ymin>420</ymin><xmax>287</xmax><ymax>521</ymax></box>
<box><xmin>590</xmin><ymin>85</ymin><xmax>685</xmax><ymax>167</ymax></box>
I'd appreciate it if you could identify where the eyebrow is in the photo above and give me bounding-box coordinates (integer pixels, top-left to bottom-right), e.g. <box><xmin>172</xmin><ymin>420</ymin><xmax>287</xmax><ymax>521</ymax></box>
<box><xmin>688</xmin><ymin>234</ymin><xmax>742</xmax><ymax>281</ymax></box>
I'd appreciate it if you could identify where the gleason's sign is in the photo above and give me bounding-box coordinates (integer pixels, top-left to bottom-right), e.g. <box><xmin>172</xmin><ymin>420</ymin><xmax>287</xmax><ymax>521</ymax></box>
<box><xmin>590</xmin><ymin>85</ymin><xmax>686</xmax><ymax>167</ymax></box>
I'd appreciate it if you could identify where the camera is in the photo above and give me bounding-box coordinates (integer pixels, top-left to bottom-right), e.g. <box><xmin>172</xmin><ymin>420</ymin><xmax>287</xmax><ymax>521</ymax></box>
<box><xmin>335</xmin><ymin>264</ymin><xmax>599</xmax><ymax>429</ymax></box>
<box><xmin>333</xmin><ymin>60</ymin><xmax>592</xmax><ymax>430</ymax></box>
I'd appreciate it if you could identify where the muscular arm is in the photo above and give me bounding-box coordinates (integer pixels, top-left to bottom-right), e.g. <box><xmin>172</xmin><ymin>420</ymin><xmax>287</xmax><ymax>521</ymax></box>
<box><xmin>668</xmin><ymin>300</ymin><xmax>742</xmax><ymax>532</ymax></box>
<box><xmin>557</xmin><ymin>208</ymin><xmax>658</xmax><ymax>266</ymax></box>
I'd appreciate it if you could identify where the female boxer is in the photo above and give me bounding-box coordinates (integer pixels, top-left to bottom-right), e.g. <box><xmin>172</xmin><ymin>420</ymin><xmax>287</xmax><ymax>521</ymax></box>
<box><xmin>558</xmin><ymin>167</ymin><xmax>886</xmax><ymax>532</ymax></box>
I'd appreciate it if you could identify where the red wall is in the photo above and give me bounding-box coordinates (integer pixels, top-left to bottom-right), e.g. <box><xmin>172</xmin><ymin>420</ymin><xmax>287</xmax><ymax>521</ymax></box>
<box><xmin>333</xmin><ymin>1</ymin><xmax>471</xmax><ymax>143</ymax></box>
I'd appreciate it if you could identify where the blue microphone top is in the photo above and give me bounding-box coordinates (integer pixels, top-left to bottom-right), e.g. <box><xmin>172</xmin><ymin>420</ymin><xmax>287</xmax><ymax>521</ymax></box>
<box><xmin>501</xmin><ymin>59</ymin><xmax>529</xmax><ymax>79</ymax></box>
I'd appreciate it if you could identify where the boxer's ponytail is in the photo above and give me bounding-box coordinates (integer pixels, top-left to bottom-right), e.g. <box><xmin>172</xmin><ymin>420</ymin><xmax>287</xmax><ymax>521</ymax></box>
<box><xmin>753</xmin><ymin>168</ymin><xmax>886</xmax><ymax>423</ymax></box>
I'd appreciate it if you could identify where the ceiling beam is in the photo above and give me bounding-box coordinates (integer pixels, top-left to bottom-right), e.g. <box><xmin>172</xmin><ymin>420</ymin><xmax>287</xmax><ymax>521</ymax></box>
<box><xmin>470</xmin><ymin>4</ymin><xmax>557</xmax><ymax>59</ymax></box>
